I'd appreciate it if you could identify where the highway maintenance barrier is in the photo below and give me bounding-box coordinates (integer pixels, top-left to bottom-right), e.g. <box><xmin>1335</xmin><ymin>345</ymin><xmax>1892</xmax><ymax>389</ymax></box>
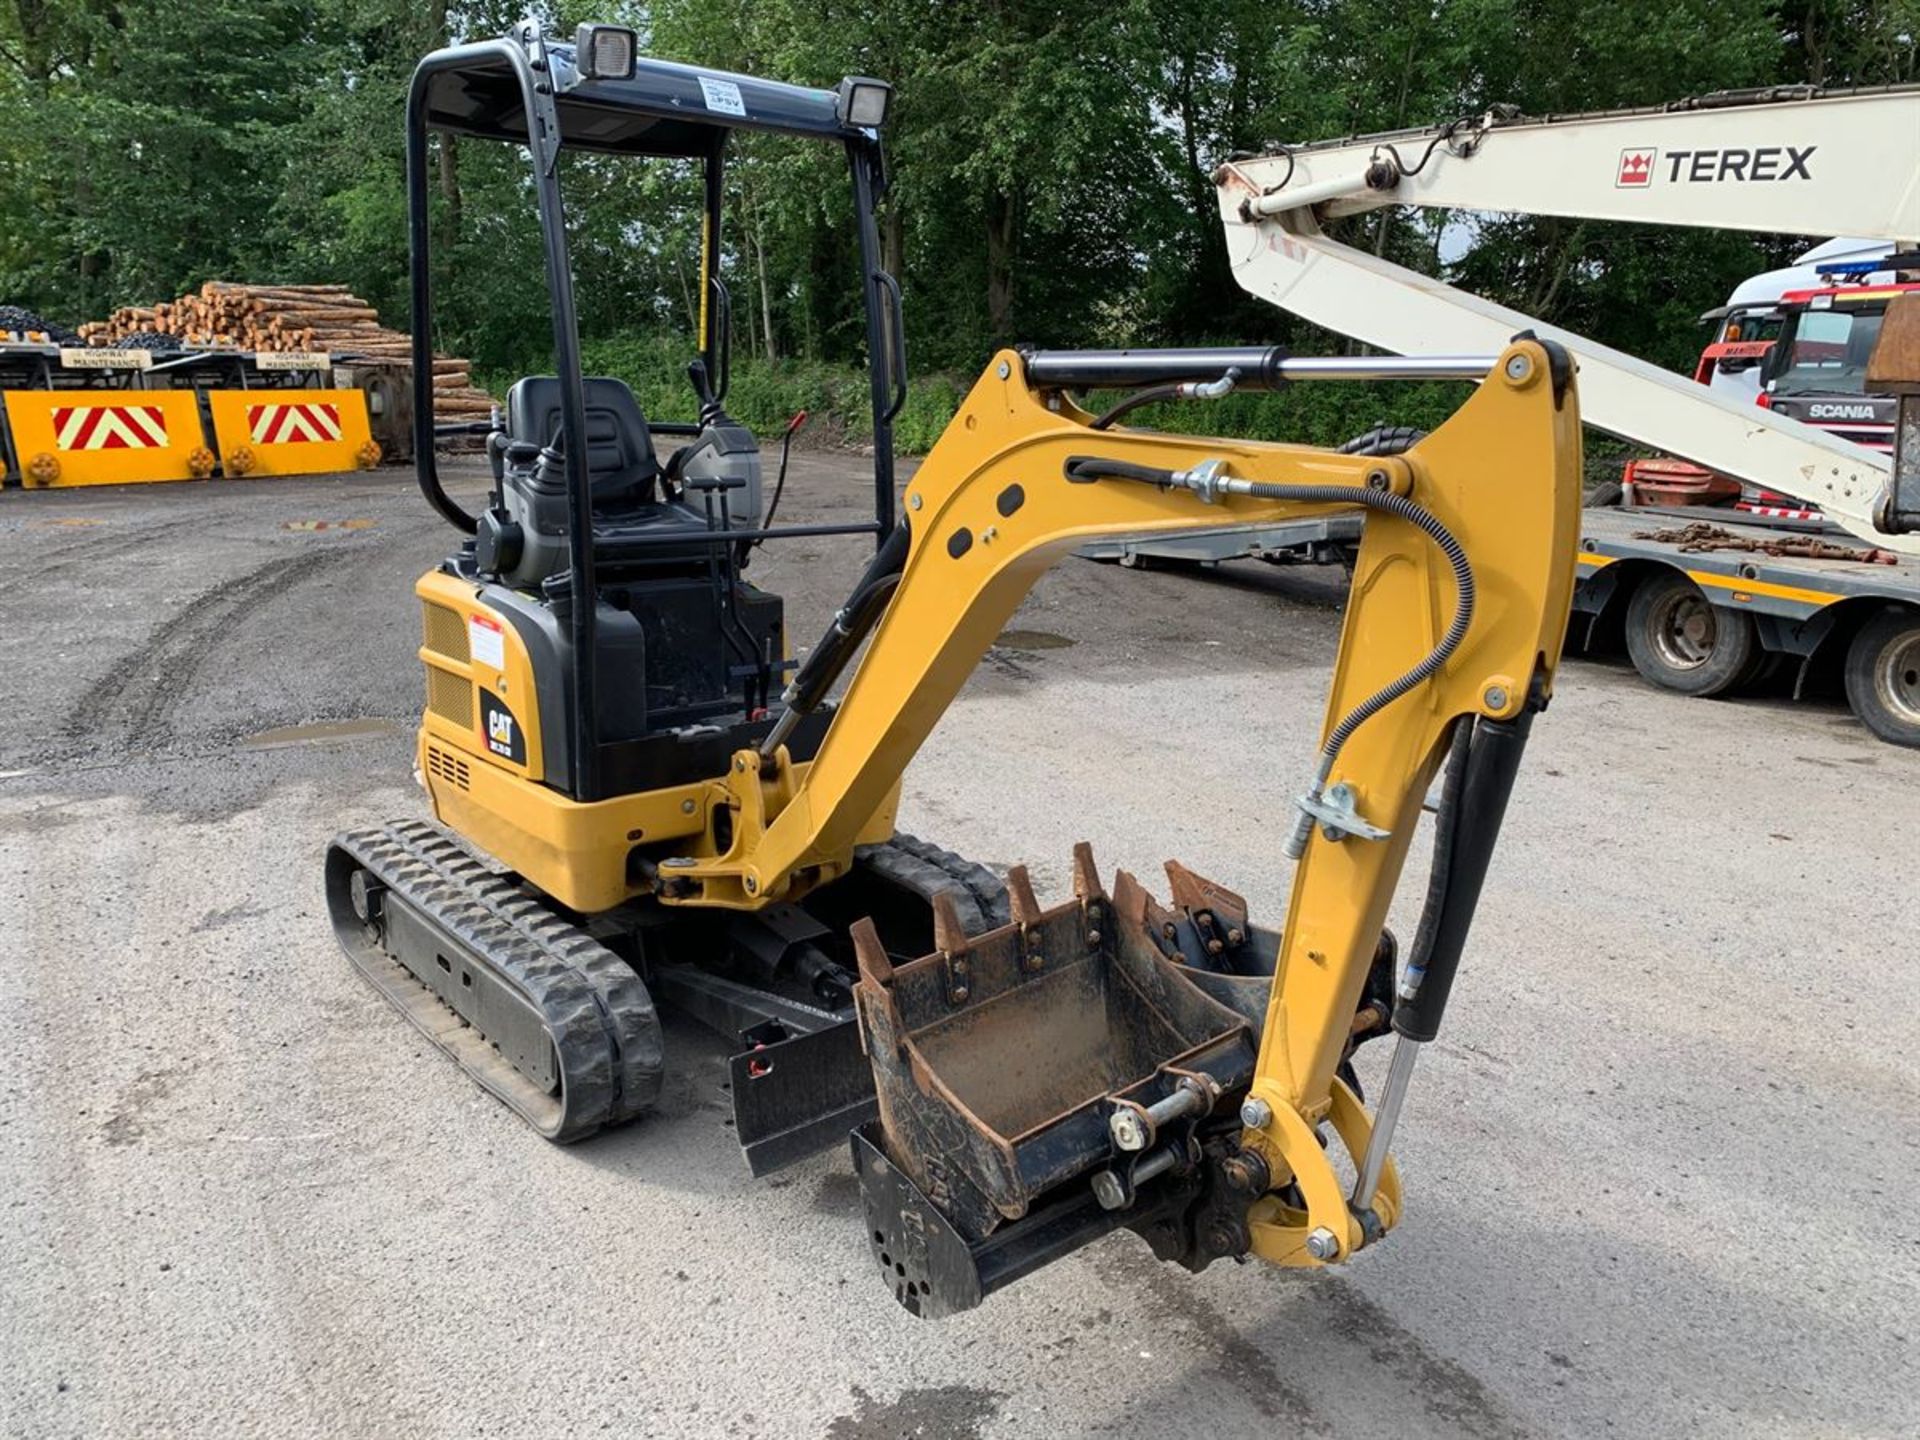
<box><xmin>206</xmin><ymin>388</ymin><xmax>377</xmax><ymax>478</ymax></box>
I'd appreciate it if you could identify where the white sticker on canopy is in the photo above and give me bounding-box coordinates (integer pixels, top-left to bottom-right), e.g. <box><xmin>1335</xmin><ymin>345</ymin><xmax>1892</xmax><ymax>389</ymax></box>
<box><xmin>468</xmin><ymin>613</ymin><xmax>506</xmax><ymax>671</ymax></box>
<box><xmin>699</xmin><ymin>77</ymin><xmax>746</xmax><ymax>117</ymax></box>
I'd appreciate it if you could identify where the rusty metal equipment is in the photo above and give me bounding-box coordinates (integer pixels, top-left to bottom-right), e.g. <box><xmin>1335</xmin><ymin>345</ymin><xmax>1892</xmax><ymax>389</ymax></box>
<box><xmin>1632</xmin><ymin>521</ymin><xmax>1902</xmax><ymax>564</ymax></box>
<box><xmin>850</xmin><ymin>848</ymin><xmax>1399</xmax><ymax>1318</ymax></box>
<box><xmin>1871</xmin><ymin>292</ymin><xmax>1920</xmax><ymax>533</ymax></box>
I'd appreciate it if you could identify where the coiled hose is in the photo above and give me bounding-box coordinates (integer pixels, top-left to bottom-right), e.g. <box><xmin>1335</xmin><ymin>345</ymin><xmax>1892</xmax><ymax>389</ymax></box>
<box><xmin>1228</xmin><ymin>478</ymin><xmax>1474</xmax><ymax>772</ymax></box>
<box><xmin>1064</xmin><ymin>442</ymin><xmax>1472</xmax><ymax>857</ymax></box>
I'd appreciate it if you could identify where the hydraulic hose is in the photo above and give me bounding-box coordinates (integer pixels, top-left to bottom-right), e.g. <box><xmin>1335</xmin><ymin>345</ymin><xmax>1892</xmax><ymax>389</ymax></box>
<box><xmin>1225</xmin><ymin>482</ymin><xmax>1475</xmax><ymax>770</ymax></box>
<box><xmin>1241</xmin><ymin>477</ymin><xmax>1474</xmax><ymax>858</ymax></box>
<box><xmin>1089</xmin><ymin>384</ymin><xmax>1183</xmax><ymax>431</ymax></box>
<box><xmin>1063</xmin><ymin>454</ymin><xmax>1476</xmax><ymax>857</ymax></box>
<box><xmin>1089</xmin><ymin>369</ymin><xmax>1242</xmax><ymax>431</ymax></box>
<box><xmin>1397</xmin><ymin>715</ymin><xmax>1473</xmax><ymax>1008</ymax></box>
<box><xmin>760</xmin><ymin>521</ymin><xmax>911</xmax><ymax>757</ymax></box>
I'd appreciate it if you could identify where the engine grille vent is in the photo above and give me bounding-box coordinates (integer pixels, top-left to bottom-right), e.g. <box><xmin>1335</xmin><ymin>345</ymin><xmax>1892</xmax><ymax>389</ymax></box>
<box><xmin>426</xmin><ymin>667</ymin><xmax>474</xmax><ymax>729</ymax></box>
<box><xmin>425</xmin><ymin>743</ymin><xmax>471</xmax><ymax>791</ymax></box>
<box><xmin>422</xmin><ymin>602</ymin><xmax>470</xmax><ymax>663</ymax></box>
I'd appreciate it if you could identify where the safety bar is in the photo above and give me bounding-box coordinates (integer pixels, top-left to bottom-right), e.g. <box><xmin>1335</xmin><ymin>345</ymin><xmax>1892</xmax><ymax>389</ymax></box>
<box><xmin>1021</xmin><ymin>347</ymin><xmax>1497</xmax><ymax>389</ymax></box>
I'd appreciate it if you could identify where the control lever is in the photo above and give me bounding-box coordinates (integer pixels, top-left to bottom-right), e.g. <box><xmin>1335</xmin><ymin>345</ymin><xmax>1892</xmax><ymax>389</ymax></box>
<box><xmin>687</xmin><ymin>357</ymin><xmax>720</xmax><ymax>422</ymax></box>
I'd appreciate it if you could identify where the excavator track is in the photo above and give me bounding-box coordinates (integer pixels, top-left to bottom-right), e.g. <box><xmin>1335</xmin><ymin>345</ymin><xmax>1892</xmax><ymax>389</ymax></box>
<box><xmin>856</xmin><ymin>833</ymin><xmax>1012</xmax><ymax>935</ymax></box>
<box><xmin>325</xmin><ymin>819</ymin><xmax>665</xmax><ymax>1143</ymax></box>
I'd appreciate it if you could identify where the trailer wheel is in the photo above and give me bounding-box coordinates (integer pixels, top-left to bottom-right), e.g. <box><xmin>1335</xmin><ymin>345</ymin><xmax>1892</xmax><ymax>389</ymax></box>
<box><xmin>1623</xmin><ymin>573</ymin><xmax>1757</xmax><ymax>697</ymax></box>
<box><xmin>1844</xmin><ymin>609</ymin><xmax>1920</xmax><ymax>747</ymax></box>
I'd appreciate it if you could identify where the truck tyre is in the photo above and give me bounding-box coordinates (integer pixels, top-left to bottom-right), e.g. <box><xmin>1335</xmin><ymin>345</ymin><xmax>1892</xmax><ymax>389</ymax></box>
<box><xmin>1623</xmin><ymin>572</ymin><xmax>1758</xmax><ymax>698</ymax></box>
<box><xmin>1844</xmin><ymin>608</ymin><xmax>1920</xmax><ymax>747</ymax></box>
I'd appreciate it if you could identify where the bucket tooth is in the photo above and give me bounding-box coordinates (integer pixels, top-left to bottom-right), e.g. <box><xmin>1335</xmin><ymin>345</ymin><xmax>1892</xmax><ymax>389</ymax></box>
<box><xmin>930</xmin><ymin>889</ymin><xmax>969</xmax><ymax>958</ymax></box>
<box><xmin>1005</xmin><ymin>864</ymin><xmax>1044</xmax><ymax>927</ymax></box>
<box><xmin>1164</xmin><ymin>859</ymin><xmax>1247</xmax><ymax>930</ymax></box>
<box><xmin>851</xmin><ymin>915</ymin><xmax>894</xmax><ymax>987</ymax></box>
<box><xmin>1069</xmin><ymin>841</ymin><xmax>1102</xmax><ymax>902</ymax></box>
<box><xmin>1116</xmin><ymin>866</ymin><xmax>1193</xmax><ymax>965</ymax></box>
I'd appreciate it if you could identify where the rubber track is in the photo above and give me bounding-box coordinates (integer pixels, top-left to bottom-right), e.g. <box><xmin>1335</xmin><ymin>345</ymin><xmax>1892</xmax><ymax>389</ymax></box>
<box><xmin>856</xmin><ymin>832</ymin><xmax>1011</xmax><ymax>934</ymax></box>
<box><xmin>327</xmin><ymin>819</ymin><xmax>664</xmax><ymax>1143</ymax></box>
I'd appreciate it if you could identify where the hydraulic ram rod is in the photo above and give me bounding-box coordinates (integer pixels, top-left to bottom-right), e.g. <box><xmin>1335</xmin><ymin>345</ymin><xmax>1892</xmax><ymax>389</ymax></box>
<box><xmin>1021</xmin><ymin>348</ymin><xmax>1496</xmax><ymax>390</ymax></box>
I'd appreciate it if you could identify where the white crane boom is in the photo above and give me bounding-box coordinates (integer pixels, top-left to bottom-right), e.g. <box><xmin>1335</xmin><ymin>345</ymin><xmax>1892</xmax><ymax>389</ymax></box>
<box><xmin>1215</xmin><ymin>86</ymin><xmax>1920</xmax><ymax>553</ymax></box>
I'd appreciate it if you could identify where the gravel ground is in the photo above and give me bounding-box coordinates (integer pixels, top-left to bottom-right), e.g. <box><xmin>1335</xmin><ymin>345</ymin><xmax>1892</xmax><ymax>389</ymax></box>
<box><xmin>2</xmin><ymin>456</ymin><xmax>1915</xmax><ymax>1439</ymax></box>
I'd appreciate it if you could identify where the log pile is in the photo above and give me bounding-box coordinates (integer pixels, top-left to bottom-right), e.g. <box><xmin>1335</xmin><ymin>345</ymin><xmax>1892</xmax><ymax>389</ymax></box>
<box><xmin>78</xmin><ymin>282</ymin><xmax>497</xmax><ymax>417</ymax></box>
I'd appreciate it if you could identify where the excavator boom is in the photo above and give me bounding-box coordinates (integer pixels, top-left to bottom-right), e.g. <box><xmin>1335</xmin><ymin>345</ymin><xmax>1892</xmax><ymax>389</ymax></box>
<box><xmin>664</xmin><ymin>338</ymin><xmax>1582</xmax><ymax>1311</ymax></box>
<box><xmin>1216</xmin><ymin>86</ymin><xmax>1920</xmax><ymax>552</ymax></box>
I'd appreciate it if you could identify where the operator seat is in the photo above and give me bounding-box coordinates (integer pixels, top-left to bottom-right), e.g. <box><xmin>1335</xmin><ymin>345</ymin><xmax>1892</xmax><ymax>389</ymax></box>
<box><xmin>506</xmin><ymin>375</ymin><xmax>662</xmax><ymax>507</ymax></box>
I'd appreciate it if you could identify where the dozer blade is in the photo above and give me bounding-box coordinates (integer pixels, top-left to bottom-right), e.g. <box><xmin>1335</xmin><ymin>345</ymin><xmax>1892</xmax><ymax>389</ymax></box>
<box><xmin>850</xmin><ymin>845</ymin><xmax>1267</xmax><ymax>1317</ymax></box>
<box><xmin>325</xmin><ymin>820</ymin><xmax>665</xmax><ymax>1143</ymax></box>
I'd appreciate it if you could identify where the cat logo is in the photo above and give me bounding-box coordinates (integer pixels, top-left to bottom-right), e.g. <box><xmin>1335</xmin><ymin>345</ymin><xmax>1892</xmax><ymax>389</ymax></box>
<box><xmin>480</xmin><ymin>692</ymin><xmax>527</xmax><ymax>765</ymax></box>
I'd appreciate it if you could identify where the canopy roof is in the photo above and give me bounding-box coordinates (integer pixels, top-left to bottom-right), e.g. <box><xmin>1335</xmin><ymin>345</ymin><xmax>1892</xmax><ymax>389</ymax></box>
<box><xmin>417</xmin><ymin>40</ymin><xmax>865</xmax><ymax>157</ymax></box>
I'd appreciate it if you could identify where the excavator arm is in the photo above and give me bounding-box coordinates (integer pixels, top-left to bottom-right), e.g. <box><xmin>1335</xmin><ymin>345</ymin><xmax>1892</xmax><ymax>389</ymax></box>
<box><xmin>1214</xmin><ymin>86</ymin><xmax>1920</xmax><ymax>552</ymax></box>
<box><xmin>657</xmin><ymin>337</ymin><xmax>1581</xmax><ymax>1311</ymax></box>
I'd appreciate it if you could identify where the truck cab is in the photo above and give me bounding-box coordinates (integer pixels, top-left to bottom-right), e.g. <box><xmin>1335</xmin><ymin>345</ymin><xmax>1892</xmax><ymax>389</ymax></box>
<box><xmin>1760</xmin><ymin>277</ymin><xmax>1919</xmax><ymax>453</ymax></box>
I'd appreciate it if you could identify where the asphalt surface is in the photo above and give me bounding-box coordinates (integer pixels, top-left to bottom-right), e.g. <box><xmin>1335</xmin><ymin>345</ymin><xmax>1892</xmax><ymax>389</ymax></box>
<box><xmin>2</xmin><ymin>456</ymin><xmax>1916</xmax><ymax>1439</ymax></box>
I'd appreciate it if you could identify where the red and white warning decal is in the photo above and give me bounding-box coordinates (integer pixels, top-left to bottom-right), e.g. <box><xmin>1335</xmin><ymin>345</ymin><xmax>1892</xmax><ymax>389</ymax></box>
<box><xmin>1735</xmin><ymin>502</ymin><xmax>1822</xmax><ymax>521</ymax></box>
<box><xmin>468</xmin><ymin>613</ymin><xmax>506</xmax><ymax>670</ymax></box>
<box><xmin>247</xmin><ymin>401</ymin><xmax>343</xmax><ymax>445</ymax></box>
<box><xmin>51</xmin><ymin>403</ymin><xmax>171</xmax><ymax>451</ymax></box>
<box><xmin>1616</xmin><ymin>149</ymin><xmax>1656</xmax><ymax>188</ymax></box>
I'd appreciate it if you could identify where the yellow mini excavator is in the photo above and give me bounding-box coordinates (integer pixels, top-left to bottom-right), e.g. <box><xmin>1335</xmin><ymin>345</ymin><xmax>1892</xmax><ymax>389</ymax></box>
<box><xmin>327</xmin><ymin>19</ymin><xmax>1582</xmax><ymax>1317</ymax></box>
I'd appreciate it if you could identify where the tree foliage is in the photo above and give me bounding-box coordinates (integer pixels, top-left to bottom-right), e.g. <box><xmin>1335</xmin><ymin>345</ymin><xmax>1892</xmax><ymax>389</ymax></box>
<box><xmin>2</xmin><ymin>0</ymin><xmax>1914</xmax><ymax>395</ymax></box>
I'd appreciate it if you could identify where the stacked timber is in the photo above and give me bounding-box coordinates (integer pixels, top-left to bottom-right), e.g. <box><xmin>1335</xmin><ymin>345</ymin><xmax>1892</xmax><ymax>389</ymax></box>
<box><xmin>78</xmin><ymin>282</ymin><xmax>498</xmax><ymax>418</ymax></box>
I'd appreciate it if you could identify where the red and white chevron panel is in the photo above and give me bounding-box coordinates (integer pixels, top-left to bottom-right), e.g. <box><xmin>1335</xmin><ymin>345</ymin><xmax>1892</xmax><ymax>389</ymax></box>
<box><xmin>247</xmin><ymin>401</ymin><xmax>343</xmax><ymax>445</ymax></box>
<box><xmin>51</xmin><ymin>403</ymin><xmax>171</xmax><ymax>451</ymax></box>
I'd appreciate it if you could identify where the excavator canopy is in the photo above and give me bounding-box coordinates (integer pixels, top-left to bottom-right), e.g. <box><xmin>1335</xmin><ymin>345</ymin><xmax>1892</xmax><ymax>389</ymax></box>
<box><xmin>416</xmin><ymin>38</ymin><xmax>881</xmax><ymax>157</ymax></box>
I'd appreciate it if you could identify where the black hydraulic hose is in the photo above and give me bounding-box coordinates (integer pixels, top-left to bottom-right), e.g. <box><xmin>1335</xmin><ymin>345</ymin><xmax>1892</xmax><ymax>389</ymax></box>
<box><xmin>1064</xmin><ymin>457</ymin><xmax>1176</xmax><ymax>486</ymax></box>
<box><xmin>749</xmin><ymin>410</ymin><xmax>810</xmax><ymax>563</ymax></box>
<box><xmin>1089</xmin><ymin>384</ymin><xmax>1183</xmax><ymax>431</ymax></box>
<box><xmin>1397</xmin><ymin>716</ymin><xmax>1472</xmax><ymax>1008</ymax></box>
<box><xmin>778</xmin><ymin>521</ymin><xmax>911</xmax><ymax>721</ymax></box>
<box><xmin>1228</xmin><ymin>481</ymin><xmax>1473</xmax><ymax>767</ymax></box>
<box><xmin>1068</xmin><ymin>454</ymin><xmax>1476</xmax><ymax>768</ymax></box>
<box><xmin>1392</xmin><ymin>702</ymin><xmax>1538</xmax><ymax>1043</ymax></box>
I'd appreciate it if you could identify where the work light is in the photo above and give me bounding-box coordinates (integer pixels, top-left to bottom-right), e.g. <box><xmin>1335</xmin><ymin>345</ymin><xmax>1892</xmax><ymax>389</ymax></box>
<box><xmin>574</xmin><ymin>24</ymin><xmax>636</xmax><ymax>81</ymax></box>
<box><xmin>836</xmin><ymin>76</ymin><xmax>892</xmax><ymax>128</ymax></box>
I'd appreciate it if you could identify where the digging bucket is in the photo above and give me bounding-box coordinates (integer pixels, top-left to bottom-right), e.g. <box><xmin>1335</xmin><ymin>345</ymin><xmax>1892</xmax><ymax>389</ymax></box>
<box><xmin>850</xmin><ymin>845</ymin><xmax>1259</xmax><ymax>1261</ymax></box>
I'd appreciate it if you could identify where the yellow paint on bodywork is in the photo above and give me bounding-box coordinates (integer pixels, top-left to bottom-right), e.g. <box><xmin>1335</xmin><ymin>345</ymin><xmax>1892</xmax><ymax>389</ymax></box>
<box><xmin>410</xmin><ymin>571</ymin><xmax>898</xmax><ymax>912</ymax></box>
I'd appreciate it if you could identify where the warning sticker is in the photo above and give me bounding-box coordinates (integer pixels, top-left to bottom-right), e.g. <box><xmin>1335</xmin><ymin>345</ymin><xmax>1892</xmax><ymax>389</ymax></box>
<box><xmin>468</xmin><ymin>613</ymin><xmax>506</xmax><ymax>670</ymax></box>
<box><xmin>699</xmin><ymin>76</ymin><xmax>746</xmax><ymax>117</ymax></box>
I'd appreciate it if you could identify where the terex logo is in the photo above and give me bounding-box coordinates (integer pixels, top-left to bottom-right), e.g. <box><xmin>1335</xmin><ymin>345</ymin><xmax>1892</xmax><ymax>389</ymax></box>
<box><xmin>1615</xmin><ymin>145</ymin><xmax>1816</xmax><ymax>186</ymax></box>
<box><xmin>1665</xmin><ymin>146</ymin><xmax>1815</xmax><ymax>182</ymax></box>
<box><xmin>1616</xmin><ymin>149</ymin><xmax>1655</xmax><ymax>187</ymax></box>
